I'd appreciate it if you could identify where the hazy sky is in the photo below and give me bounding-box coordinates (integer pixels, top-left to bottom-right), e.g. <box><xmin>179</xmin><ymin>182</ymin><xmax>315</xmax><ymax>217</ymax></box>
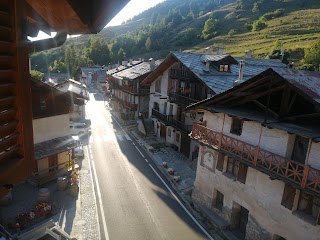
<box><xmin>29</xmin><ymin>0</ymin><xmax>166</xmax><ymax>41</ymax></box>
<box><xmin>107</xmin><ymin>0</ymin><xmax>166</xmax><ymax>26</ymax></box>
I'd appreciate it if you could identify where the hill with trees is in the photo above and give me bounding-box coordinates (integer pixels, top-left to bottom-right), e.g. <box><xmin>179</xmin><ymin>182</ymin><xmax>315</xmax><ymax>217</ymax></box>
<box><xmin>30</xmin><ymin>0</ymin><xmax>320</xmax><ymax>79</ymax></box>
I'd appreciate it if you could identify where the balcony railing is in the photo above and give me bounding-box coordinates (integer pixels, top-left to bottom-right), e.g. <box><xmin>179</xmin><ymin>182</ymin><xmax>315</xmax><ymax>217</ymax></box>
<box><xmin>169</xmin><ymin>93</ymin><xmax>197</xmax><ymax>106</ymax></box>
<box><xmin>122</xmin><ymin>84</ymin><xmax>150</xmax><ymax>95</ymax></box>
<box><xmin>167</xmin><ymin>115</ymin><xmax>192</xmax><ymax>132</ymax></box>
<box><xmin>169</xmin><ymin>68</ymin><xmax>193</xmax><ymax>80</ymax></box>
<box><xmin>152</xmin><ymin>109</ymin><xmax>167</xmax><ymax>123</ymax></box>
<box><xmin>151</xmin><ymin>109</ymin><xmax>191</xmax><ymax>133</ymax></box>
<box><xmin>124</xmin><ymin>101</ymin><xmax>137</xmax><ymax>111</ymax></box>
<box><xmin>191</xmin><ymin>123</ymin><xmax>320</xmax><ymax>195</ymax></box>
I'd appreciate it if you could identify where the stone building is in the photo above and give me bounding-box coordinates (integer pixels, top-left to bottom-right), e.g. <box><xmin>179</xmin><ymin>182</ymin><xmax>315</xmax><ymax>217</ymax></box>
<box><xmin>187</xmin><ymin>67</ymin><xmax>320</xmax><ymax>240</ymax></box>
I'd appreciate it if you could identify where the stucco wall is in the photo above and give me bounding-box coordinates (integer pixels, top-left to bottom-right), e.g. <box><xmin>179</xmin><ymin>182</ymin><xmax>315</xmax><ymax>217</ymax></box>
<box><xmin>204</xmin><ymin>112</ymin><xmax>291</xmax><ymax>157</ymax></box>
<box><xmin>193</xmin><ymin>146</ymin><xmax>320</xmax><ymax>240</ymax></box>
<box><xmin>33</xmin><ymin>114</ymin><xmax>70</xmax><ymax>144</ymax></box>
<box><xmin>308</xmin><ymin>142</ymin><xmax>320</xmax><ymax>169</ymax></box>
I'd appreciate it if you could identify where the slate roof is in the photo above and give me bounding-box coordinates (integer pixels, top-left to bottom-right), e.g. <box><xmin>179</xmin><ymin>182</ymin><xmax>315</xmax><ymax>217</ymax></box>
<box><xmin>34</xmin><ymin>135</ymin><xmax>78</xmax><ymax>160</ymax></box>
<box><xmin>171</xmin><ymin>52</ymin><xmax>288</xmax><ymax>94</ymax></box>
<box><xmin>112</xmin><ymin>60</ymin><xmax>162</xmax><ymax>80</ymax></box>
<box><xmin>270</xmin><ymin>67</ymin><xmax>320</xmax><ymax>104</ymax></box>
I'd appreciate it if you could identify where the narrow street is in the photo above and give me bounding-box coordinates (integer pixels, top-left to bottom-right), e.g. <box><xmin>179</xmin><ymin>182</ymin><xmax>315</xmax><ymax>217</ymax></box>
<box><xmin>84</xmin><ymin>91</ymin><xmax>210</xmax><ymax>240</ymax></box>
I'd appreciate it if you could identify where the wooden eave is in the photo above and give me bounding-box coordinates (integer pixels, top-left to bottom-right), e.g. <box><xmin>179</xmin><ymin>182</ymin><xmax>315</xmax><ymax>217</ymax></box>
<box><xmin>141</xmin><ymin>54</ymin><xmax>177</xmax><ymax>86</ymax></box>
<box><xmin>25</xmin><ymin>0</ymin><xmax>129</xmax><ymax>34</ymax></box>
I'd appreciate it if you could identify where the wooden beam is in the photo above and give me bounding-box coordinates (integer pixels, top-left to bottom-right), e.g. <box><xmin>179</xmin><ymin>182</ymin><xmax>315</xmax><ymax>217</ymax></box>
<box><xmin>284</xmin><ymin>112</ymin><xmax>320</xmax><ymax>120</ymax></box>
<box><xmin>253</xmin><ymin>100</ymin><xmax>279</xmax><ymax>119</ymax></box>
<box><xmin>287</xmin><ymin>92</ymin><xmax>297</xmax><ymax>113</ymax></box>
<box><xmin>229</xmin><ymin>84</ymin><xmax>285</xmax><ymax>108</ymax></box>
<box><xmin>279</xmin><ymin>83</ymin><xmax>291</xmax><ymax>117</ymax></box>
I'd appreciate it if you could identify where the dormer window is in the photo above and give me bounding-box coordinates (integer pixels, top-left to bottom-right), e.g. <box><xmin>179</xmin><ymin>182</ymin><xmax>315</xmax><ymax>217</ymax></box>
<box><xmin>230</xmin><ymin>117</ymin><xmax>243</xmax><ymax>136</ymax></box>
<box><xmin>219</xmin><ymin>64</ymin><xmax>229</xmax><ymax>72</ymax></box>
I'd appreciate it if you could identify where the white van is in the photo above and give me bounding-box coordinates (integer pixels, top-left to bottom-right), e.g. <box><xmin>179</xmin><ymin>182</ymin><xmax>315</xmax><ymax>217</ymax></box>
<box><xmin>70</xmin><ymin>122</ymin><xmax>90</xmax><ymax>136</ymax></box>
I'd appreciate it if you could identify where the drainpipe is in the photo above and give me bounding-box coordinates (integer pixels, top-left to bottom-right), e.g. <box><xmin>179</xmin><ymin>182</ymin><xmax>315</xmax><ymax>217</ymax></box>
<box><xmin>28</xmin><ymin>31</ymin><xmax>67</xmax><ymax>53</ymax></box>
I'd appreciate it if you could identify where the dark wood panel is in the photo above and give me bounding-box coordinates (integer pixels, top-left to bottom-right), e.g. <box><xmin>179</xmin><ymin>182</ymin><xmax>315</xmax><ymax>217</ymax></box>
<box><xmin>0</xmin><ymin>134</ymin><xmax>18</xmax><ymax>153</ymax></box>
<box><xmin>0</xmin><ymin>96</ymin><xmax>15</xmax><ymax>111</ymax></box>
<box><xmin>0</xmin><ymin>109</ymin><xmax>15</xmax><ymax>125</ymax></box>
<box><xmin>0</xmin><ymin>145</ymin><xmax>20</xmax><ymax>165</ymax></box>
<box><xmin>0</xmin><ymin>122</ymin><xmax>17</xmax><ymax>139</ymax></box>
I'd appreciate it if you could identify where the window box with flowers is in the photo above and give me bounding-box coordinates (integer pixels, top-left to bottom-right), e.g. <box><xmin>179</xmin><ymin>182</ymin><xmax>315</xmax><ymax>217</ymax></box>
<box><xmin>15</xmin><ymin>202</ymin><xmax>52</xmax><ymax>229</ymax></box>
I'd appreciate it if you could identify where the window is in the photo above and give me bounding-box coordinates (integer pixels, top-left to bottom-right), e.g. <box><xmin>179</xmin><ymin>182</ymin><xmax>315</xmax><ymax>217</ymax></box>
<box><xmin>176</xmin><ymin>133</ymin><xmax>180</xmax><ymax>142</ymax></box>
<box><xmin>226</xmin><ymin>158</ymin><xmax>248</xmax><ymax>183</ymax></box>
<box><xmin>168</xmin><ymin>128</ymin><xmax>171</xmax><ymax>137</ymax></box>
<box><xmin>216</xmin><ymin>153</ymin><xmax>225</xmax><ymax>171</ymax></box>
<box><xmin>216</xmin><ymin>191</ymin><xmax>224</xmax><ymax>210</ymax></box>
<box><xmin>297</xmin><ymin>192</ymin><xmax>320</xmax><ymax>224</ymax></box>
<box><xmin>219</xmin><ymin>64</ymin><xmax>229</xmax><ymax>72</ymax></box>
<box><xmin>281</xmin><ymin>184</ymin><xmax>296</xmax><ymax>210</ymax></box>
<box><xmin>230</xmin><ymin>117</ymin><xmax>243</xmax><ymax>136</ymax></box>
<box><xmin>155</xmin><ymin>79</ymin><xmax>161</xmax><ymax>93</ymax></box>
<box><xmin>153</xmin><ymin>102</ymin><xmax>159</xmax><ymax>111</ymax></box>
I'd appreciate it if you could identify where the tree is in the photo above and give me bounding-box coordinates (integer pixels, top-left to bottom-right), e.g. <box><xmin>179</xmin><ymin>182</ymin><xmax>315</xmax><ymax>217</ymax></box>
<box><xmin>85</xmin><ymin>37</ymin><xmax>111</xmax><ymax>65</ymax></box>
<box><xmin>202</xmin><ymin>18</ymin><xmax>219</xmax><ymax>39</ymax></box>
<box><xmin>303</xmin><ymin>39</ymin><xmax>320</xmax><ymax>70</ymax></box>
<box><xmin>252</xmin><ymin>17</ymin><xmax>267</xmax><ymax>31</ymax></box>
<box><xmin>64</xmin><ymin>45</ymin><xmax>77</xmax><ymax>78</ymax></box>
<box><xmin>145</xmin><ymin>37</ymin><xmax>152</xmax><ymax>51</ymax></box>
<box><xmin>30</xmin><ymin>70</ymin><xmax>44</xmax><ymax>81</ymax></box>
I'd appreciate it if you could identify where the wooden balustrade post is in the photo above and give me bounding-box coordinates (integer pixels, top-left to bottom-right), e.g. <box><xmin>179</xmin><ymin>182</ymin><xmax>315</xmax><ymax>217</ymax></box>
<box><xmin>218</xmin><ymin>132</ymin><xmax>223</xmax><ymax>149</ymax></box>
<box><xmin>301</xmin><ymin>164</ymin><xmax>310</xmax><ymax>189</ymax></box>
<box><xmin>253</xmin><ymin>146</ymin><xmax>259</xmax><ymax>166</ymax></box>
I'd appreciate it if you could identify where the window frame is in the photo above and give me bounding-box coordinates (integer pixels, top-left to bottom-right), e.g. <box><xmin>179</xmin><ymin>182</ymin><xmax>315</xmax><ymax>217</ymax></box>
<box><xmin>230</xmin><ymin>117</ymin><xmax>243</xmax><ymax>136</ymax></box>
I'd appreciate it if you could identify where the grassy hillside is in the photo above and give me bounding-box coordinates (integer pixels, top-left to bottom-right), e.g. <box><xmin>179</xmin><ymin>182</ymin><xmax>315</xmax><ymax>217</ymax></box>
<box><xmin>188</xmin><ymin>0</ymin><xmax>320</xmax><ymax>63</ymax></box>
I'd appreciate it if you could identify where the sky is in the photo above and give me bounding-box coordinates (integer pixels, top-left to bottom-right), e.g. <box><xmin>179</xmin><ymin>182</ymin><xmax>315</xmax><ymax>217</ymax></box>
<box><xmin>29</xmin><ymin>0</ymin><xmax>166</xmax><ymax>41</ymax></box>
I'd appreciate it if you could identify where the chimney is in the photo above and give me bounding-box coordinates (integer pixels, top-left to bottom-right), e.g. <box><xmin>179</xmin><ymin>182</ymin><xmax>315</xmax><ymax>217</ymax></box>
<box><xmin>203</xmin><ymin>61</ymin><xmax>210</xmax><ymax>72</ymax></box>
<box><xmin>204</xmin><ymin>46</ymin><xmax>213</xmax><ymax>54</ymax></box>
<box><xmin>244</xmin><ymin>50</ymin><xmax>252</xmax><ymax>58</ymax></box>
<box><xmin>129</xmin><ymin>59</ymin><xmax>133</xmax><ymax>65</ymax></box>
<box><xmin>234</xmin><ymin>60</ymin><xmax>245</xmax><ymax>86</ymax></box>
<box><xmin>122</xmin><ymin>60</ymin><xmax>128</xmax><ymax>66</ymax></box>
<box><xmin>149</xmin><ymin>58</ymin><xmax>155</xmax><ymax>70</ymax></box>
<box><xmin>217</xmin><ymin>48</ymin><xmax>224</xmax><ymax>55</ymax></box>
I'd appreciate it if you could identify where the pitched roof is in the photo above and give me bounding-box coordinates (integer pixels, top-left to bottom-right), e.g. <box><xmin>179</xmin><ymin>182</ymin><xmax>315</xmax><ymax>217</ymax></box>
<box><xmin>34</xmin><ymin>135</ymin><xmax>78</xmax><ymax>160</ymax></box>
<box><xmin>112</xmin><ymin>60</ymin><xmax>162</xmax><ymax>80</ymax></box>
<box><xmin>172</xmin><ymin>52</ymin><xmax>288</xmax><ymax>94</ymax></box>
<box><xmin>186</xmin><ymin>67</ymin><xmax>320</xmax><ymax>139</ymax></box>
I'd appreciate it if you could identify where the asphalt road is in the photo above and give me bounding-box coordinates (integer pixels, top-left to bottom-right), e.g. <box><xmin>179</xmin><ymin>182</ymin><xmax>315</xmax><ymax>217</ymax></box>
<box><xmin>85</xmin><ymin>92</ymin><xmax>210</xmax><ymax>240</ymax></box>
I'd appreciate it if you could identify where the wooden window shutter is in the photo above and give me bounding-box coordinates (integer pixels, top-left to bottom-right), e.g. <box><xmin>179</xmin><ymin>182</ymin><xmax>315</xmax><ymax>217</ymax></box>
<box><xmin>237</xmin><ymin>163</ymin><xmax>248</xmax><ymax>184</ymax></box>
<box><xmin>216</xmin><ymin>153</ymin><xmax>224</xmax><ymax>171</ymax></box>
<box><xmin>281</xmin><ymin>184</ymin><xmax>296</xmax><ymax>210</ymax></box>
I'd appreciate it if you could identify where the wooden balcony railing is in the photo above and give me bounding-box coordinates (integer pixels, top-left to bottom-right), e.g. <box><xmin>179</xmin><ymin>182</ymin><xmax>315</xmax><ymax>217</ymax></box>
<box><xmin>169</xmin><ymin>68</ymin><xmax>193</xmax><ymax>80</ymax></box>
<box><xmin>169</xmin><ymin>93</ymin><xmax>197</xmax><ymax>106</ymax></box>
<box><xmin>124</xmin><ymin>101</ymin><xmax>137</xmax><ymax>111</ymax></box>
<box><xmin>122</xmin><ymin>84</ymin><xmax>149</xmax><ymax>95</ymax></box>
<box><xmin>167</xmin><ymin>115</ymin><xmax>192</xmax><ymax>133</ymax></box>
<box><xmin>191</xmin><ymin>123</ymin><xmax>320</xmax><ymax>195</ymax></box>
<box><xmin>151</xmin><ymin>108</ymin><xmax>167</xmax><ymax>123</ymax></box>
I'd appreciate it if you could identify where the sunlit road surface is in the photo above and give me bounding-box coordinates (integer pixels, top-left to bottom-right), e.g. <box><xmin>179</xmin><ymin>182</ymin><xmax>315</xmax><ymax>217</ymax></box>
<box><xmin>84</xmin><ymin>91</ymin><xmax>211</xmax><ymax>240</ymax></box>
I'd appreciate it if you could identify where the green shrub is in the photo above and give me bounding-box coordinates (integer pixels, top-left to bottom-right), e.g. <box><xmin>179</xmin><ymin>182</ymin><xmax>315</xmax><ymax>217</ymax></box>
<box><xmin>252</xmin><ymin>17</ymin><xmax>267</xmax><ymax>31</ymax></box>
<box><xmin>228</xmin><ymin>29</ymin><xmax>236</xmax><ymax>36</ymax></box>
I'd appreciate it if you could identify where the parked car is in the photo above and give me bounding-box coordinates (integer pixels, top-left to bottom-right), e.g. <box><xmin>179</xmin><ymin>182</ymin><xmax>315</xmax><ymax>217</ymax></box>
<box><xmin>70</xmin><ymin>122</ymin><xmax>90</xmax><ymax>136</ymax></box>
<box><xmin>74</xmin><ymin>146</ymin><xmax>84</xmax><ymax>159</ymax></box>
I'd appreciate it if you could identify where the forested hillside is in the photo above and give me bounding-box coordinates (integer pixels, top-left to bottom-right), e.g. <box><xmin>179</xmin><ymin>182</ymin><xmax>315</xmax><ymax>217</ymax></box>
<box><xmin>31</xmin><ymin>0</ymin><xmax>320</xmax><ymax>79</ymax></box>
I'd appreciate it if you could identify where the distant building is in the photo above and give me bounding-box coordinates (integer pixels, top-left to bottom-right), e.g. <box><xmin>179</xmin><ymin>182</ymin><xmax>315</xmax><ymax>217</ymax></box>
<box><xmin>187</xmin><ymin>67</ymin><xmax>320</xmax><ymax>240</ymax></box>
<box><xmin>108</xmin><ymin>59</ymin><xmax>157</xmax><ymax>123</ymax></box>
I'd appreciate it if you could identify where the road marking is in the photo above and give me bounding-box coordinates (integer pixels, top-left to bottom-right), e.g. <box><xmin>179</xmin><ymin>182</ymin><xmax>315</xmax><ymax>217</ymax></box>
<box><xmin>148</xmin><ymin>164</ymin><xmax>214</xmax><ymax>240</ymax></box>
<box><xmin>124</xmin><ymin>134</ymin><xmax>131</xmax><ymax>141</ymax></box>
<box><xmin>86</xmin><ymin>147</ymin><xmax>110</xmax><ymax>240</ymax></box>
<box><xmin>135</xmin><ymin>146</ymin><xmax>145</xmax><ymax>158</ymax></box>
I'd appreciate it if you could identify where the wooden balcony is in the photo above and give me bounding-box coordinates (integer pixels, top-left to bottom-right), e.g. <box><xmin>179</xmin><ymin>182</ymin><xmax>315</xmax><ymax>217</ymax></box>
<box><xmin>122</xmin><ymin>84</ymin><xmax>149</xmax><ymax>95</ymax></box>
<box><xmin>169</xmin><ymin>92</ymin><xmax>197</xmax><ymax>106</ymax></box>
<box><xmin>167</xmin><ymin>115</ymin><xmax>192</xmax><ymax>133</ymax></box>
<box><xmin>124</xmin><ymin>101</ymin><xmax>137</xmax><ymax>111</ymax></box>
<box><xmin>152</xmin><ymin>108</ymin><xmax>168</xmax><ymax>123</ymax></box>
<box><xmin>169</xmin><ymin>68</ymin><xmax>194</xmax><ymax>80</ymax></box>
<box><xmin>191</xmin><ymin>123</ymin><xmax>320</xmax><ymax>195</ymax></box>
